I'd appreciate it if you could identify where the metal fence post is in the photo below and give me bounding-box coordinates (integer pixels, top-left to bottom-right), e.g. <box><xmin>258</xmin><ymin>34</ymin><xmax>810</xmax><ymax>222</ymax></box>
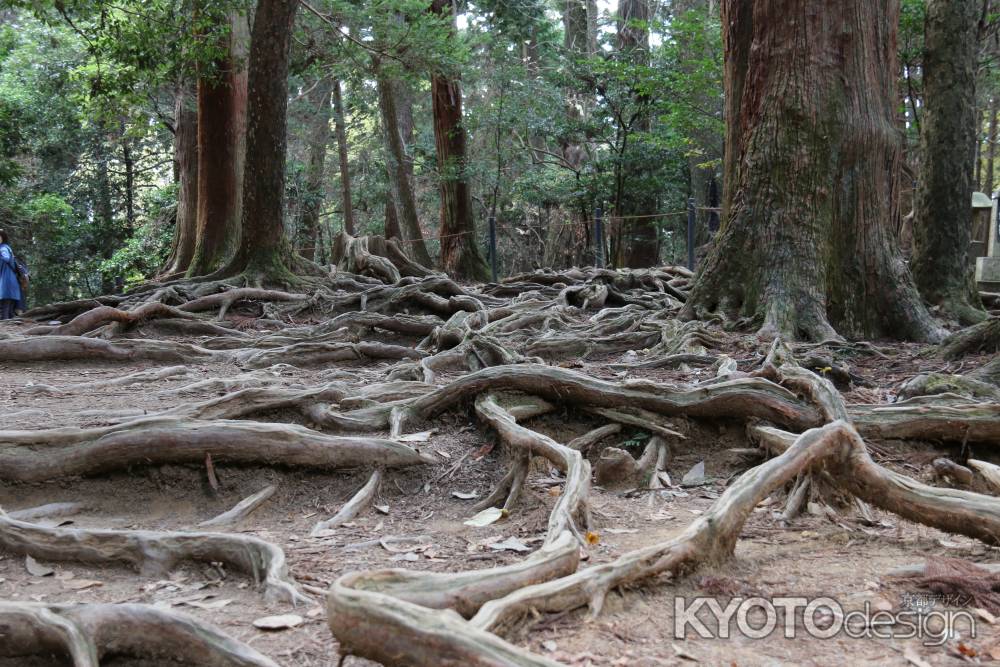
<box><xmin>488</xmin><ymin>215</ymin><xmax>498</xmax><ymax>282</ymax></box>
<box><xmin>595</xmin><ymin>206</ymin><xmax>605</xmax><ymax>269</ymax></box>
<box><xmin>686</xmin><ymin>198</ymin><xmax>696</xmax><ymax>271</ymax></box>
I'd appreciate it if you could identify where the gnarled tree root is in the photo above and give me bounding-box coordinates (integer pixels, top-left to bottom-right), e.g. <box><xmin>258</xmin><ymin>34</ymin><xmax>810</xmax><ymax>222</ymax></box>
<box><xmin>22</xmin><ymin>302</ymin><xmax>202</xmax><ymax>337</ymax></box>
<box><xmin>308</xmin><ymin>363</ymin><xmax>823</xmax><ymax>435</ymax></box>
<box><xmin>0</xmin><ymin>602</ymin><xmax>279</xmax><ymax>667</ymax></box>
<box><xmin>0</xmin><ymin>514</ymin><xmax>308</xmax><ymax>604</ymax></box>
<box><xmin>327</xmin><ymin>418</ymin><xmax>1000</xmax><ymax>665</ymax></box>
<box><xmin>847</xmin><ymin>396</ymin><xmax>1000</xmax><ymax>443</ymax></box>
<box><xmin>0</xmin><ymin>417</ymin><xmax>434</xmax><ymax>482</ymax></box>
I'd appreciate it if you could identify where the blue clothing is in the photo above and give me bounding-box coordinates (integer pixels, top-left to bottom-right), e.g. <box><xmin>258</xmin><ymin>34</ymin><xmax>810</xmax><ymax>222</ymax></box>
<box><xmin>0</xmin><ymin>243</ymin><xmax>23</xmax><ymax>306</ymax></box>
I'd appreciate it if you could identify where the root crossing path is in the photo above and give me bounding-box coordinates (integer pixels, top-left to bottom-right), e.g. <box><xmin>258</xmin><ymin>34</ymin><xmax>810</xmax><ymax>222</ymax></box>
<box><xmin>2</xmin><ymin>252</ymin><xmax>1000</xmax><ymax>666</ymax></box>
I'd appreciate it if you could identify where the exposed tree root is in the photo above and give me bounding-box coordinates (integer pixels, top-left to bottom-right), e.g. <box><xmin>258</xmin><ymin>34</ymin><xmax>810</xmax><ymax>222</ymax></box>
<box><xmin>566</xmin><ymin>423</ymin><xmax>622</xmax><ymax>454</ymax></box>
<box><xmin>847</xmin><ymin>397</ymin><xmax>1000</xmax><ymax>443</ymax></box>
<box><xmin>0</xmin><ymin>514</ymin><xmax>308</xmax><ymax>604</ymax></box>
<box><xmin>750</xmin><ymin>424</ymin><xmax>1000</xmax><ymax>544</ymax></box>
<box><xmin>396</xmin><ymin>364</ymin><xmax>821</xmax><ymax>433</ymax></box>
<box><xmin>0</xmin><ymin>601</ymin><xmax>279</xmax><ymax>667</ymax></box>
<box><xmin>199</xmin><ymin>485</ymin><xmax>277</xmax><ymax>527</ymax></box>
<box><xmin>22</xmin><ymin>302</ymin><xmax>201</xmax><ymax>337</ymax></box>
<box><xmin>331</xmin><ymin>232</ymin><xmax>438</xmax><ymax>282</ymax></box>
<box><xmin>20</xmin><ymin>365</ymin><xmax>195</xmax><ymax>396</ymax></box>
<box><xmin>311</xmin><ymin>468</ymin><xmax>383</xmax><ymax>535</ymax></box>
<box><xmin>5</xmin><ymin>502</ymin><xmax>85</xmax><ymax>521</ymax></box>
<box><xmin>0</xmin><ymin>335</ymin><xmax>225</xmax><ymax>363</ymax></box>
<box><xmin>0</xmin><ymin>417</ymin><xmax>434</xmax><ymax>482</ymax></box>
<box><xmin>236</xmin><ymin>340</ymin><xmax>426</xmax><ymax>369</ymax></box>
<box><xmin>941</xmin><ymin>316</ymin><xmax>1000</xmax><ymax>359</ymax></box>
<box><xmin>177</xmin><ymin>287</ymin><xmax>308</xmax><ymax>318</ymax></box>
<box><xmin>474</xmin><ymin>393</ymin><xmax>590</xmax><ymax>544</ymax></box>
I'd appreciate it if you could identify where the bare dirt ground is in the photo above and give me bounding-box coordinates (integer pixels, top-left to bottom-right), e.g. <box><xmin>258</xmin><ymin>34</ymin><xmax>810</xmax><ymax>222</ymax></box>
<box><xmin>2</xmin><ymin>303</ymin><xmax>998</xmax><ymax>667</ymax></box>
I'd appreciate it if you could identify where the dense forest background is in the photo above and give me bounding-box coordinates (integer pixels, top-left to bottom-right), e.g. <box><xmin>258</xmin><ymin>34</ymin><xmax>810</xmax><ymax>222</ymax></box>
<box><xmin>0</xmin><ymin>0</ymin><xmax>994</xmax><ymax>305</ymax></box>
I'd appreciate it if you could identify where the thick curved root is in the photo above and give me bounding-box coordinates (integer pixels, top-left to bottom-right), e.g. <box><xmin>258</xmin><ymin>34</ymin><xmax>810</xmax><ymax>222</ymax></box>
<box><xmin>0</xmin><ymin>417</ymin><xmax>434</xmax><ymax>482</ymax></box>
<box><xmin>0</xmin><ymin>514</ymin><xmax>308</xmax><ymax>605</ymax></box>
<box><xmin>0</xmin><ymin>602</ymin><xmax>279</xmax><ymax>667</ymax></box>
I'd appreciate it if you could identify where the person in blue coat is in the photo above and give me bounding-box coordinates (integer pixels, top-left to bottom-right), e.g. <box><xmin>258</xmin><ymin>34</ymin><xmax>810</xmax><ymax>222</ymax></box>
<box><xmin>0</xmin><ymin>229</ymin><xmax>23</xmax><ymax>319</ymax></box>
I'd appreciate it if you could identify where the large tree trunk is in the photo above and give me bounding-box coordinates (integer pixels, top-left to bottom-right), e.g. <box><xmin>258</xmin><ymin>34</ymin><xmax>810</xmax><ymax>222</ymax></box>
<box><xmin>377</xmin><ymin>71</ymin><xmax>432</xmax><ymax>266</ymax></box>
<box><xmin>430</xmin><ymin>0</ymin><xmax>489</xmax><ymax>282</ymax></box>
<box><xmin>163</xmin><ymin>84</ymin><xmax>199</xmax><ymax>277</ymax></box>
<box><xmin>189</xmin><ymin>11</ymin><xmax>248</xmax><ymax>277</ymax></box>
<box><xmin>911</xmin><ymin>0</ymin><xmax>985</xmax><ymax>324</ymax></box>
<box><xmin>224</xmin><ymin>0</ymin><xmax>299</xmax><ymax>282</ymax></box>
<box><xmin>616</xmin><ymin>0</ymin><xmax>659</xmax><ymax>268</ymax></box>
<box><xmin>298</xmin><ymin>78</ymin><xmax>332</xmax><ymax>263</ymax></box>
<box><xmin>681</xmin><ymin>0</ymin><xmax>945</xmax><ymax>343</ymax></box>
<box><xmin>332</xmin><ymin>79</ymin><xmax>355</xmax><ymax>236</ymax></box>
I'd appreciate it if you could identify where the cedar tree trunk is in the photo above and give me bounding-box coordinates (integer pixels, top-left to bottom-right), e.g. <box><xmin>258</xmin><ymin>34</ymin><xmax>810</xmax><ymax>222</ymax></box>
<box><xmin>377</xmin><ymin>71</ymin><xmax>432</xmax><ymax>266</ymax></box>
<box><xmin>189</xmin><ymin>11</ymin><xmax>248</xmax><ymax>276</ymax></box>
<box><xmin>911</xmin><ymin>0</ymin><xmax>985</xmax><ymax>324</ymax></box>
<box><xmin>332</xmin><ymin>79</ymin><xmax>355</xmax><ymax>236</ymax></box>
<box><xmin>225</xmin><ymin>0</ymin><xmax>299</xmax><ymax>282</ymax></box>
<box><xmin>299</xmin><ymin>78</ymin><xmax>332</xmax><ymax>262</ymax></box>
<box><xmin>163</xmin><ymin>83</ymin><xmax>199</xmax><ymax>277</ymax></box>
<box><xmin>430</xmin><ymin>0</ymin><xmax>490</xmax><ymax>281</ymax></box>
<box><xmin>681</xmin><ymin>0</ymin><xmax>946</xmax><ymax>343</ymax></box>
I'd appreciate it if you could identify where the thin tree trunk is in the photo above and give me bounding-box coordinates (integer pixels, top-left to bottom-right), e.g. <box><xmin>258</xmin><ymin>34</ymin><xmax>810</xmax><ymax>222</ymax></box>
<box><xmin>120</xmin><ymin>121</ymin><xmax>136</xmax><ymax>236</ymax></box>
<box><xmin>617</xmin><ymin>0</ymin><xmax>659</xmax><ymax>268</ymax></box>
<box><xmin>332</xmin><ymin>79</ymin><xmax>355</xmax><ymax>236</ymax></box>
<box><xmin>682</xmin><ymin>0</ymin><xmax>945</xmax><ymax>343</ymax></box>
<box><xmin>163</xmin><ymin>83</ymin><xmax>199</xmax><ymax>276</ymax></box>
<box><xmin>225</xmin><ymin>0</ymin><xmax>299</xmax><ymax>281</ymax></box>
<box><xmin>912</xmin><ymin>0</ymin><xmax>985</xmax><ymax>324</ymax></box>
<box><xmin>987</xmin><ymin>96</ymin><xmax>999</xmax><ymax>194</ymax></box>
<box><xmin>189</xmin><ymin>10</ymin><xmax>248</xmax><ymax>276</ymax></box>
<box><xmin>377</xmin><ymin>71</ymin><xmax>432</xmax><ymax>265</ymax></box>
<box><xmin>557</xmin><ymin>0</ymin><xmax>591</xmax><ymax>268</ymax></box>
<box><xmin>430</xmin><ymin>0</ymin><xmax>489</xmax><ymax>281</ymax></box>
<box><xmin>976</xmin><ymin>107</ymin><xmax>984</xmax><ymax>190</ymax></box>
<box><xmin>298</xmin><ymin>78</ymin><xmax>332</xmax><ymax>262</ymax></box>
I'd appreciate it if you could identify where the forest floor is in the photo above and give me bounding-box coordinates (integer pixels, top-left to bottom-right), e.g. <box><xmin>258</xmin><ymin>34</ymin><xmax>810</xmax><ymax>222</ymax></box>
<box><xmin>1</xmin><ymin>301</ymin><xmax>998</xmax><ymax>666</ymax></box>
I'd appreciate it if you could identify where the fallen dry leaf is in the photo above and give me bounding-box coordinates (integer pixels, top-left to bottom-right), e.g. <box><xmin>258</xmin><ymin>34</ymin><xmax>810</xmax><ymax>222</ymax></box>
<box><xmin>253</xmin><ymin>614</ymin><xmax>304</xmax><ymax>631</ymax></box>
<box><xmin>464</xmin><ymin>507</ymin><xmax>507</xmax><ymax>527</ymax></box>
<box><xmin>488</xmin><ymin>537</ymin><xmax>531</xmax><ymax>552</ymax></box>
<box><xmin>25</xmin><ymin>555</ymin><xmax>54</xmax><ymax>577</ymax></box>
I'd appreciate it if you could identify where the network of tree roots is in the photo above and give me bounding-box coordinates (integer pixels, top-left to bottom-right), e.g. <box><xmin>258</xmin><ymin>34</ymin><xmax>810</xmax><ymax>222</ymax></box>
<box><xmin>2</xmin><ymin>233</ymin><xmax>1000</xmax><ymax>666</ymax></box>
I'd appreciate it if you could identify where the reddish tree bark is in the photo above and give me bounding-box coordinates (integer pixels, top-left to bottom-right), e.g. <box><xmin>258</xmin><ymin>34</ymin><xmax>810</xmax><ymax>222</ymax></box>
<box><xmin>189</xmin><ymin>10</ymin><xmax>248</xmax><ymax>276</ymax></box>
<box><xmin>682</xmin><ymin>0</ymin><xmax>944</xmax><ymax>342</ymax></box>
<box><xmin>430</xmin><ymin>0</ymin><xmax>489</xmax><ymax>281</ymax></box>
